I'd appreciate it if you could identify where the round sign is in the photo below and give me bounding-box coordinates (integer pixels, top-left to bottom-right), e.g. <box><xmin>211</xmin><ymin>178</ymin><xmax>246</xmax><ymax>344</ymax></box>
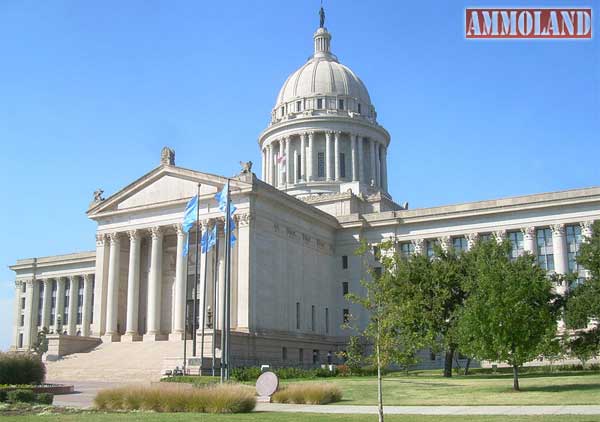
<box><xmin>255</xmin><ymin>371</ymin><xmax>279</xmax><ymax>396</ymax></box>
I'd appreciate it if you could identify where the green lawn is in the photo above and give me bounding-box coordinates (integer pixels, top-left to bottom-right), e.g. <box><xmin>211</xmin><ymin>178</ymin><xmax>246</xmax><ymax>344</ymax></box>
<box><xmin>278</xmin><ymin>371</ymin><xmax>600</xmax><ymax>406</ymax></box>
<box><xmin>3</xmin><ymin>413</ymin><xmax>600</xmax><ymax>422</ymax></box>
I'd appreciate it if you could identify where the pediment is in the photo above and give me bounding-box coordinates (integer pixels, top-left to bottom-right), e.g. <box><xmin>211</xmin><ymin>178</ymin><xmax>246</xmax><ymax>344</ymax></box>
<box><xmin>87</xmin><ymin>165</ymin><xmax>252</xmax><ymax>217</ymax></box>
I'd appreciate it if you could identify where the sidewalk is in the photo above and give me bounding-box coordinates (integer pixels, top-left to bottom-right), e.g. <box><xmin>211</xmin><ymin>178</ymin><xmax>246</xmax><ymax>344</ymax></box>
<box><xmin>255</xmin><ymin>403</ymin><xmax>600</xmax><ymax>415</ymax></box>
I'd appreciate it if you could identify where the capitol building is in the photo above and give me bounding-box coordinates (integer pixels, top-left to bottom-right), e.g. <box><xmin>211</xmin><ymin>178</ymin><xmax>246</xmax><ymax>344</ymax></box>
<box><xmin>9</xmin><ymin>15</ymin><xmax>600</xmax><ymax>376</ymax></box>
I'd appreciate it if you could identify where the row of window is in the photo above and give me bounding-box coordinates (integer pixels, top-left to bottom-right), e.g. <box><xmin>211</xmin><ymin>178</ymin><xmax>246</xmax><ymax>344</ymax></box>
<box><xmin>277</xmin><ymin>98</ymin><xmax>362</xmax><ymax>118</ymax></box>
<box><xmin>294</xmin><ymin>302</ymin><xmax>350</xmax><ymax>333</ymax></box>
<box><xmin>281</xmin><ymin>347</ymin><xmax>334</xmax><ymax>364</ymax></box>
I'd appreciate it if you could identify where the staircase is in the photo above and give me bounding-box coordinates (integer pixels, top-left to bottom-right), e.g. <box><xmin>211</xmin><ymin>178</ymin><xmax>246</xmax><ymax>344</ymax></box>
<box><xmin>45</xmin><ymin>340</ymin><xmax>193</xmax><ymax>383</ymax></box>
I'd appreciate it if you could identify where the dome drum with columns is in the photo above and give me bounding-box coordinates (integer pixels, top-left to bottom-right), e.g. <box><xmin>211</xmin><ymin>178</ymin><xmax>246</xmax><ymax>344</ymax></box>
<box><xmin>259</xmin><ymin>24</ymin><xmax>391</xmax><ymax>198</ymax></box>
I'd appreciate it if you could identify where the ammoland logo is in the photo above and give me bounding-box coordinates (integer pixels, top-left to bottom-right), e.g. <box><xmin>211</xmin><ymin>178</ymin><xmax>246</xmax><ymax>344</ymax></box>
<box><xmin>466</xmin><ymin>8</ymin><xmax>592</xmax><ymax>38</ymax></box>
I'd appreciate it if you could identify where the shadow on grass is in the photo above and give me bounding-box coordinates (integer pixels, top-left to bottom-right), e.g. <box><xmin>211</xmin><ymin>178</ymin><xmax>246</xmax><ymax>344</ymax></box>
<box><xmin>522</xmin><ymin>383</ymin><xmax>600</xmax><ymax>393</ymax></box>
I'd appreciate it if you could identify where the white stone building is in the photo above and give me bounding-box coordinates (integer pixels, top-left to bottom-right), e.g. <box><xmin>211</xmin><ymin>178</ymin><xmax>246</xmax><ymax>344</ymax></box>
<box><xmin>9</xmin><ymin>19</ymin><xmax>599</xmax><ymax>370</ymax></box>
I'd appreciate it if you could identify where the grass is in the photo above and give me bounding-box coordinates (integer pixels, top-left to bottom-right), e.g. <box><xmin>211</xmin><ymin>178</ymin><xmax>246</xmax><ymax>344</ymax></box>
<box><xmin>94</xmin><ymin>384</ymin><xmax>255</xmax><ymax>413</ymax></box>
<box><xmin>272</xmin><ymin>383</ymin><xmax>342</xmax><ymax>404</ymax></box>
<box><xmin>274</xmin><ymin>371</ymin><xmax>600</xmax><ymax>406</ymax></box>
<box><xmin>2</xmin><ymin>412</ymin><xmax>600</xmax><ymax>422</ymax></box>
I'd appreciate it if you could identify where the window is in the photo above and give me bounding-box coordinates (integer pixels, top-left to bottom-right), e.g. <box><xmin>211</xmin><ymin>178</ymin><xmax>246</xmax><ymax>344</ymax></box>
<box><xmin>20</xmin><ymin>314</ymin><xmax>24</xmax><ymax>327</ymax></box>
<box><xmin>90</xmin><ymin>279</ymin><xmax>95</xmax><ymax>324</ymax></box>
<box><xmin>343</xmin><ymin>309</ymin><xmax>350</xmax><ymax>323</ymax></box>
<box><xmin>311</xmin><ymin>305</ymin><xmax>316</xmax><ymax>331</ymax></box>
<box><xmin>507</xmin><ymin>231</ymin><xmax>524</xmax><ymax>260</ymax></box>
<box><xmin>37</xmin><ymin>282</ymin><xmax>44</xmax><ymax>327</ymax></box>
<box><xmin>400</xmin><ymin>242</ymin><xmax>414</xmax><ymax>259</ymax></box>
<box><xmin>566</xmin><ymin>224</ymin><xmax>585</xmax><ymax>286</ymax></box>
<box><xmin>480</xmin><ymin>233</ymin><xmax>492</xmax><ymax>243</ymax></box>
<box><xmin>357</xmin><ymin>103</ymin><xmax>362</xmax><ymax>114</ymax></box>
<box><xmin>296</xmin><ymin>100</ymin><xmax>302</xmax><ymax>112</ymax></box>
<box><xmin>18</xmin><ymin>333</ymin><xmax>23</xmax><ymax>349</ymax></box>
<box><xmin>77</xmin><ymin>281</ymin><xmax>84</xmax><ymax>325</ymax></box>
<box><xmin>325</xmin><ymin>307</ymin><xmax>329</xmax><ymax>334</ymax></box>
<box><xmin>297</xmin><ymin>154</ymin><xmax>301</xmax><ymax>180</ymax></box>
<box><xmin>313</xmin><ymin>349</ymin><xmax>320</xmax><ymax>364</ymax></box>
<box><xmin>430</xmin><ymin>351</ymin><xmax>436</xmax><ymax>361</ymax></box>
<box><xmin>453</xmin><ymin>236</ymin><xmax>468</xmax><ymax>252</ymax></box>
<box><xmin>373</xmin><ymin>267</ymin><xmax>382</xmax><ymax>278</ymax></box>
<box><xmin>338</xmin><ymin>99</ymin><xmax>344</xmax><ymax>110</ymax></box>
<box><xmin>64</xmin><ymin>280</ymin><xmax>70</xmax><ymax>325</ymax></box>
<box><xmin>342</xmin><ymin>282</ymin><xmax>349</xmax><ymax>296</ymax></box>
<box><xmin>372</xmin><ymin>245</ymin><xmax>380</xmax><ymax>261</ymax></box>
<box><xmin>342</xmin><ymin>255</ymin><xmax>348</xmax><ymax>269</ymax></box>
<box><xmin>282</xmin><ymin>347</ymin><xmax>288</xmax><ymax>361</ymax></box>
<box><xmin>536</xmin><ymin>228</ymin><xmax>555</xmax><ymax>271</ymax></box>
<box><xmin>51</xmin><ymin>280</ymin><xmax>57</xmax><ymax>325</ymax></box>
<box><xmin>317</xmin><ymin>98</ymin><xmax>323</xmax><ymax>109</ymax></box>
<box><xmin>317</xmin><ymin>152</ymin><xmax>325</xmax><ymax>177</ymax></box>
<box><xmin>280</xmin><ymin>106</ymin><xmax>284</xmax><ymax>116</ymax></box>
<box><xmin>296</xmin><ymin>302</ymin><xmax>300</xmax><ymax>330</ymax></box>
<box><xmin>426</xmin><ymin>240</ymin><xmax>439</xmax><ymax>258</ymax></box>
<box><xmin>21</xmin><ymin>297</ymin><xmax>25</xmax><ymax>310</ymax></box>
<box><xmin>339</xmin><ymin>153</ymin><xmax>346</xmax><ymax>178</ymax></box>
<box><xmin>299</xmin><ymin>348</ymin><xmax>304</xmax><ymax>363</ymax></box>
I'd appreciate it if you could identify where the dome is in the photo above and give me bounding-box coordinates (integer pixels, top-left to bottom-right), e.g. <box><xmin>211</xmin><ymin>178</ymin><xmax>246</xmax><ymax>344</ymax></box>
<box><xmin>270</xmin><ymin>27</ymin><xmax>377</xmax><ymax>124</ymax></box>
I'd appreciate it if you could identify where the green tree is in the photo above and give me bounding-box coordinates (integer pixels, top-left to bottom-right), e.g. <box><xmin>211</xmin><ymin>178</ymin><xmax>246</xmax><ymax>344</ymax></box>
<box><xmin>565</xmin><ymin>221</ymin><xmax>600</xmax><ymax>329</ymax></box>
<box><xmin>568</xmin><ymin>330</ymin><xmax>600</xmax><ymax>367</ymax></box>
<box><xmin>457</xmin><ymin>240</ymin><xmax>559</xmax><ymax>391</ymax></box>
<box><xmin>387</xmin><ymin>243</ymin><xmax>471</xmax><ymax>377</ymax></box>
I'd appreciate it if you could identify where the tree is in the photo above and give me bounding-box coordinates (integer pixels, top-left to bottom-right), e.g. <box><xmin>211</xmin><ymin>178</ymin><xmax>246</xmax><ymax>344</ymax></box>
<box><xmin>565</xmin><ymin>221</ymin><xmax>600</xmax><ymax>329</ymax></box>
<box><xmin>568</xmin><ymin>330</ymin><xmax>600</xmax><ymax>367</ymax></box>
<box><xmin>386</xmin><ymin>243</ymin><xmax>471</xmax><ymax>377</ymax></box>
<box><xmin>346</xmin><ymin>240</ymin><xmax>416</xmax><ymax>422</ymax></box>
<box><xmin>457</xmin><ymin>240</ymin><xmax>559</xmax><ymax>391</ymax></box>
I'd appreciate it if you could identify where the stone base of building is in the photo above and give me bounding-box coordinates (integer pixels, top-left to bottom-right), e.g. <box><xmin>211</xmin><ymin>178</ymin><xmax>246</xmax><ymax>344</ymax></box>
<box><xmin>45</xmin><ymin>334</ymin><xmax>102</xmax><ymax>359</ymax></box>
<box><xmin>101</xmin><ymin>333</ymin><xmax>121</xmax><ymax>343</ymax></box>
<box><xmin>168</xmin><ymin>332</ymin><xmax>185</xmax><ymax>341</ymax></box>
<box><xmin>143</xmin><ymin>333</ymin><xmax>168</xmax><ymax>342</ymax></box>
<box><xmin>121</xmin><ymin>333</ymin><xmax>143</xmax><ymax>342</ymax></box>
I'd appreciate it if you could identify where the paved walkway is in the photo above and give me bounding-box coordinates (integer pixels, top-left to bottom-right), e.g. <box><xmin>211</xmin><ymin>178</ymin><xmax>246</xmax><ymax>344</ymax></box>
<box><xmin>49</xmin><ymin>380</ymin><xmax>600</xmax><ymax>415</ymax></box>
<box><xmin>256</xmin><ymin>403</ymin><xmax>600</xmax><ymax>415</ymax></box>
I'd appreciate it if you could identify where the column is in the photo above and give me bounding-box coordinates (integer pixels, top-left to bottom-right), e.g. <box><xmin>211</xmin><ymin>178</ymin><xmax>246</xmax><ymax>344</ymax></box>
<box><xmin>351</xmin><ymin>134</ymin><xmax>358</xmax><ymax>182</ymax></box>
<box><xmin>411</xmin><ymin>239</ymin><xmax>425</xmax><ymax>255</ymax></box>
<box><xmin>236</xmin><ymin>213</ymin><xmax>251</xmax><ymax>329</ymax></box>
<box><xmin>81</xmin><ymin>274</ymin><xmax>93</xmax><ymax>337</ymax></box>
<box><xmin>494</xmin><ymin>229</ymin><xmax>507</xmax><ymax>244</ymax></box>
<box><xmin>375</xmin><ymin>143</ymin><xmax>381</xmax><ymax>187</ymax></box>
<box><xmin>467</xmin><ymin>233</ymin><xmax>479</xmax><ymax>250</ymax></box>
<box><xmin>92</xmin><ymin>233</ymin><xmax>109</xmax><ymax>336</ymax></box>
<box><xmin>381</xmin><ymin>145</ymin><xmax>388</xmax><ymax>191</ymax></box>
<box><xmin>439</xmin><ymin>236</ymin><xmax>452</xmax><ymax>252</ymax></box>
<box><xmin>23</xmin><ymin>279</ymin><xmax>35</xmax><ymax>349</ymax></box>
<box><xmin>41</xmin><ymin>279</ymin><xmax>52</xmax><ymax>330</ymax></box>
<box><xmin>170</xmin><ymin>224</ymin><xmax>188</xmax><ymax>341</ymax></box>
<box><xmin>104</xmin><ymin>232</ymin><xmax>121</xmax><ymax>341</ymax></box>
<box><xmin>308</xmin><ymin>132</ymin><xmax>315</xmax><ymax>181</ymax></box>
<box><xmin>67</xmin><ymin>276</ymin><xmax>79</xmax><ymax>335</ymax></box>
<box><xmin>369</xmin><ymin>138</ymin><xmax>376</xmax><ymax>185</ymax></box>
<box><xmin>300</xmin><ymin>133</ymin><xmax>307</xmax><ymax>182</ymax></box>
<box><xmin>581</xmin><ymin>220</ymin><xmax>594</xmax><ymax>240</ymax></box>
<box><xmin>218</xmin><ymin>229</ymin><xmax>226</xmax><ymax>332</ymax></box>
<box><xmin>266</xmin><ymin>145</ymin><xmax>272</xmax><ymax>185</ymax></box>
<box><xmin>285</xmin><ymin>136</ymin><xmax>291</xmax><ymax>185</ymax></box>
<box><xmin>325</xmin><ymin>131</ymin><xmax>333</xmax><ymax>181</ymax></box>
<box><xmin>261</xmin><ymin>149</ymin><xmax>266</xmax><ymax>181</ymax></box>
<box><xmin>334</xmin><ymin>131</ymin><xmax>340</xmax><ymax>181</ymax></box>
<box><xmin>551</xmin><ymin>224</ymin><xmax>569</xmax><ymax>295</ymax></box>
<box><xmin>123</xmin><ymin>229</ymin><xmax>142</xmax><ymax>341</ymax></box>
<box><xmin>197</xmin><ymin>220</ymin><xmax>210</xmax><ymax>341</ymax></box>
<box><xmin>12</xmin><ymin>281</ymin><xmax>22</xmax><ymax>349</ymax></box>
<box><xmin>522</xmin><ymin>226</ymin><xmax>536</xmax><ymax>254</ymax></box>
<box><xmin>145</xmin><ymin>226</ymin><xmax>164</xmax><ymax>340</ymax></box>
<box><xmin>55</xmin><ymin>277</ymin><xmax>65</xmax><ymax>333</ymax></box>
<box><xmin>357</xmin><ymin>134</ymin><xmax>364</xmax><ymax>183</ymax></box>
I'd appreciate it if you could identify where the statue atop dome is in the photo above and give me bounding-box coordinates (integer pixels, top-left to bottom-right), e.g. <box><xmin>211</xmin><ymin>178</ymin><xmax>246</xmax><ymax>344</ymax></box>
<box><xmin>319</xmin><ymin>5</ymin><xmax>325</xmax><ymax>28</ymax></box>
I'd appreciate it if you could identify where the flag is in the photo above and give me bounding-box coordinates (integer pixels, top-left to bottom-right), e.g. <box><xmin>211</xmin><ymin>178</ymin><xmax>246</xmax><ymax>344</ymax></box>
<box><xmin>214</xmin><ymin>182</ymin><xmax>237</xmax><ymax>246</ymax></box>
<box><xmin>182</xmin><ymin>195</ymin><xmax>198</xmax><ymax>233</ymax></box>
<box><xmin>201</xmin><ymin>225</ymin><xmax>217</xmax><ymax>253</ymax></box>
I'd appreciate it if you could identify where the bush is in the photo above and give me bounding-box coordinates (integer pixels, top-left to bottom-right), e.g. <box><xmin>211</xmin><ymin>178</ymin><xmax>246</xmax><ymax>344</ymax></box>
<box><xmin>36</xmin><ymin>392</ymin><xmax>54</xmax><ymax>405</ymax></box>
<box><xmin>0</xmin><ymin>390</ymin><xmax>7</xmax><ymax>402</ymax></box>
<box><xmin>272</xmin><ymin>383</ymin><xmax>342</xmax><ymax>404</ymax></box>
<box><xmin>230</xmin><ymin>367</ymin><xmax>262</xmax><ymax>382</ymax></box>
<box><xmin>94</xmin><ymin>384</ymin><xmax>256</xmax><ymax>413</ymax></box>
<box><xmin>7</xmin><ymin>389</ymin><xmax>36</xmax><ymax>403</ymax></box>
<box><xmin>0</xmin><ymin>353</ymin><xmax>45</xmax><ymax>385</ymax></box>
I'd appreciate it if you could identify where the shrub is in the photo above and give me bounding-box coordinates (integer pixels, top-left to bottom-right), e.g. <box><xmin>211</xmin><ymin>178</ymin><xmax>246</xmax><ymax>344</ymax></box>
<box><xmin>230</xmin><ymin>367</ymin><xmax>262</xmax><ymax>382</ymax></box>
<box><xmin>272</xmin><ymin>383</ymin><xmax>342</xmax><ymax>405</ymax></box>
<box><xmin>36</xmin><ymin>393</ymin><xmax>54</xmax><ymax>405</ymax></box>
<box><xmin>0</xmin><ymin>353</ymin><xmax>45</xmax><ymax>385</ymax></box>
<box><xmin>94</xmin><ymin>384</ymin><xmax>256</xmax><ymax>413</ymax></box>
<box><xmin>336</xmin><ymin>364</ymin><xmax>351</xmax><ymax>377</ymax></box>
<box><xmin>0</xmin><ymin>390</ymin><xmax>7</xmax><ymax>402</ymax></box>
<box><xmin>7</xmin><ymin>389</ymin><xmax>36</xmax><ymax>403</ymax></box>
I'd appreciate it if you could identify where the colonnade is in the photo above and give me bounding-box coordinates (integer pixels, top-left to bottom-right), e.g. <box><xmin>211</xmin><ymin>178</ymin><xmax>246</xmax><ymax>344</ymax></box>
<box><xmin>261</xmin><ymin>131</ymin><xmax>388</xmax><ymax>190</ymax></box>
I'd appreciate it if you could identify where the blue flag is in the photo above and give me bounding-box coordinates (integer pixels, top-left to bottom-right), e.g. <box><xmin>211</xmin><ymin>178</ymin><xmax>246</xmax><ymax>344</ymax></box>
<box><xmin>215</xmin><ymin>182</ymin><xmax>237</xmax><ymax>246</ymax></box>
<box><xmin>182</xmin><ymin>195</ymin><xmax>198</xmax><ymax>234</ymax></box>
<box><xmin>201</xmin><ymin>225</ymin><xmax>217</xmax><ymax>253</ymax></box>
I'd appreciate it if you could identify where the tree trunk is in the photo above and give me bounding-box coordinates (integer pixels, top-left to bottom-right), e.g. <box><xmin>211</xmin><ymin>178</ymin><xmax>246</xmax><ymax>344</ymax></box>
<box><xmin>464</xmin><ymin>358</ymin><xmax>471</xmax><ymax>376</ymax></box>
<box><xmin>377</xmin><ymin>333</ymin><xmax>384</xmax><ymax>422</ymax></box>
<box><xmin>512</xmin><ymin>365</ymin><xmax>520</xmax><ymax>391</ymax></box>
<box><xmin>443</xmin><ymin>348</ymin><xmax>454</xmax><ymax>378</ymax></box>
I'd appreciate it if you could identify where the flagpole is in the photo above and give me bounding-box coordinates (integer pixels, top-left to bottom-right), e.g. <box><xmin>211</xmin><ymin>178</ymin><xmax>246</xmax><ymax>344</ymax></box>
<box><xmin>192</xmin><ymin>184</ymin><xmax>201</xmax><ymax>359</ymax></box>
<box><xmin>183</xmin><ymin>243</ymin><xmax>189</xmax><ymax>374</ymax></box>
<box><xmin>199</xmin><ymin>222</ymin><xmax>209</xmax><ymax>376</ymax></box>
<box><xmin>212</xmin><ymin>231</ymin><xmax>219</xmax><ymax>378</ymax></box>
<box><xmin>224</xmin><ymin>180</ymin><xmax>232</xmax><ymax>380</ymax></box>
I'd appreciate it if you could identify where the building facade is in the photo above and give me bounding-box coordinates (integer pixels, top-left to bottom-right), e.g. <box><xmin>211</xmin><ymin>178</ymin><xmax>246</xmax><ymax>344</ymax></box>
<box><xmin>9</xmin><ymin>20</ymin><xmax>599</xmax><ymax>368</ymax></box>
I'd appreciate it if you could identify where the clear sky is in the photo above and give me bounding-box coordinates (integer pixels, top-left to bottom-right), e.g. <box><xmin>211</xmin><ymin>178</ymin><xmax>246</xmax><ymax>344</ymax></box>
<box><xmin>0</xmin><ymin>0</ymin><xmax>597</xmax><ymax>350</ymax></box>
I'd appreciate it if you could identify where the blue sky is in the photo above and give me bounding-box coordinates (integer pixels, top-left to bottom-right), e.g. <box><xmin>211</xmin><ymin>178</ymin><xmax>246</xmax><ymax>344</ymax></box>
<box><xmin>0</xmin><ymin>0</ymin><xmax>597</xmax><ymax>350</ymax></box>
